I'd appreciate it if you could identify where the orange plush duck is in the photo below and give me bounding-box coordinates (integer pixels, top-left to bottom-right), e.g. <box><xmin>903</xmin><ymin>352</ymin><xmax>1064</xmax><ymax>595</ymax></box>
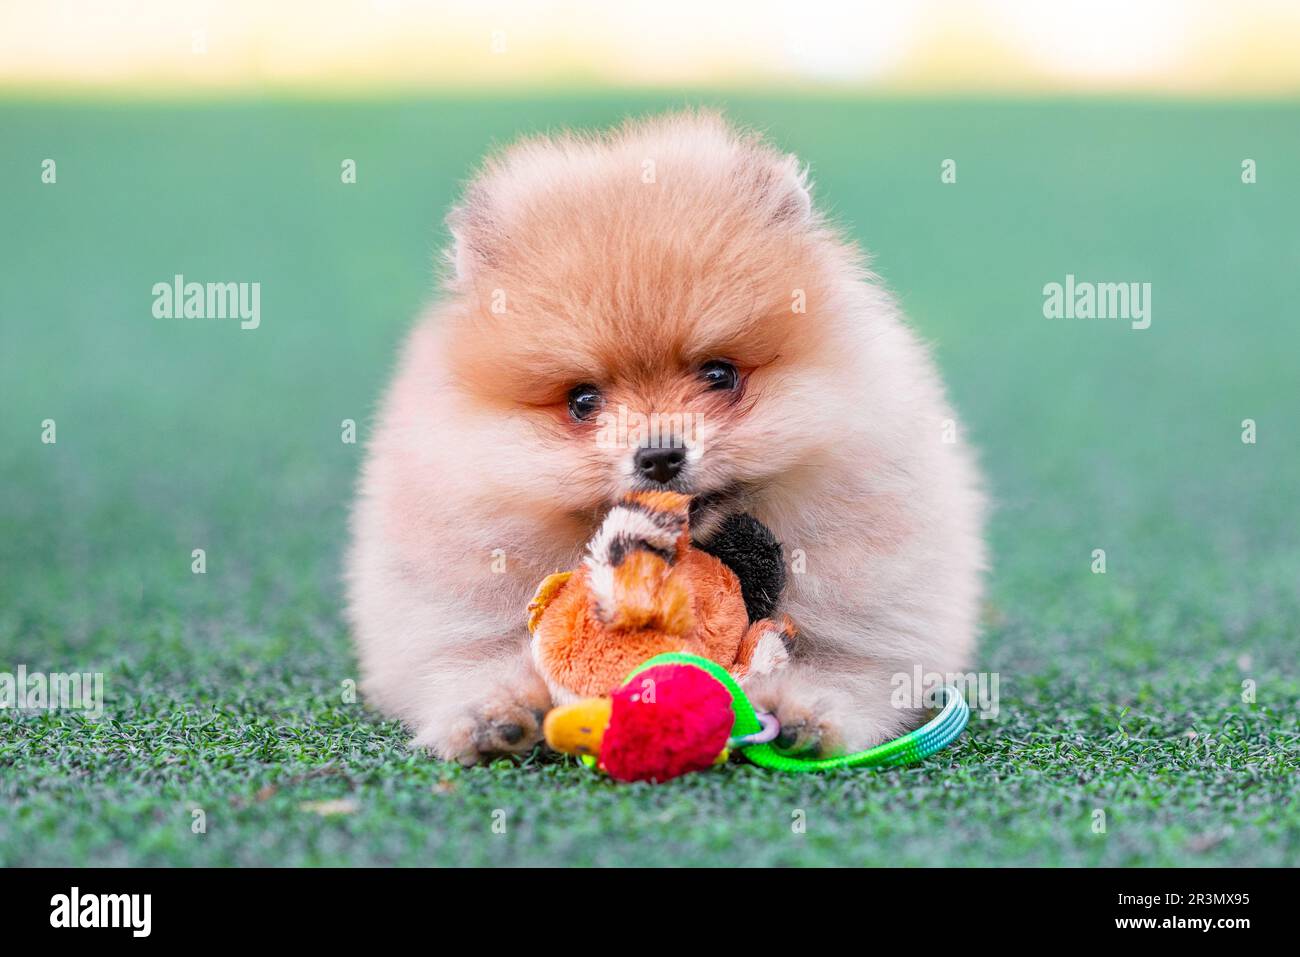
<box><xmin>529</xmin><ymin>490</ymin><xmax>793</xmax><ymax>705</ymax></box>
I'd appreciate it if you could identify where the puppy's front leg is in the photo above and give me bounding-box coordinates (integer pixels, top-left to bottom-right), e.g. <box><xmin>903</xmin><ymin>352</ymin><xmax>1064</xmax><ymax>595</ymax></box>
<box><xmin>404</xmin><ymin>641</ymin><xmax>552</xmax><ymax>765</ymax></box>
<box><xmin>744</xmin><ymin>660</ymin><xmax>923</xmax><ymax>756</ymax></box>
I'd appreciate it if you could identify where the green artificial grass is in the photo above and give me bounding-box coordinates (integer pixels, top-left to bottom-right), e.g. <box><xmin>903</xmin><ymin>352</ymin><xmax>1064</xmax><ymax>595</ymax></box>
<box><xmin>1</xmin><ymin>94</ymin><xmax>1297</xmax><ymax>866</ymax></box>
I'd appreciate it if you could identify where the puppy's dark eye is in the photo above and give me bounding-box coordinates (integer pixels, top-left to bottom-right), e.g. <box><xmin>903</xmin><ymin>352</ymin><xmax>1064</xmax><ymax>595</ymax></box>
<box><xmin>567</xmin><ymin>384</ymin><xmax>604</xmax><ymax>421</ymax></box>
<box><xmin>699</xmin><ymin>360</ymin><xmax>740</xmax><ymax>392</ymax></box>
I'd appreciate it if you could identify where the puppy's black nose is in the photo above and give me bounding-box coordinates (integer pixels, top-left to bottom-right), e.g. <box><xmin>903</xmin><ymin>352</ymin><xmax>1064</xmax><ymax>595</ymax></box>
<box><xmin>634</xmin><ymin>446</ymin><xmax>685</xmax><ymax>484</ymax></box>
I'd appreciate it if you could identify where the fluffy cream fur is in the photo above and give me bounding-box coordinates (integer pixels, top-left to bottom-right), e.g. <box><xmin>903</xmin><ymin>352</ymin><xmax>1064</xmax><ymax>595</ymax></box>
<box><xmin>346</xmin><ymin>111</ymin><xmax>986</xmax><ymax>763</ymax></box>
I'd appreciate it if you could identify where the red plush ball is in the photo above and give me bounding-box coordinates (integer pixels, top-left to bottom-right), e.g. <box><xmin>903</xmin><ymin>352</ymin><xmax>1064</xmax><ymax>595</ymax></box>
<box><xmin>599</xmin><ymin>663</ymin><xmax>735</xmax><ymax>783</ymax></box>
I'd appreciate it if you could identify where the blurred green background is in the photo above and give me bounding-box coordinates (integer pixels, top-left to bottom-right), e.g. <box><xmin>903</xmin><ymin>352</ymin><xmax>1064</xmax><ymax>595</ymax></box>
<box><xmin>1</xmin><ymin>95</ymin><xmax>1297</xmax><ymax>865</ymax></box>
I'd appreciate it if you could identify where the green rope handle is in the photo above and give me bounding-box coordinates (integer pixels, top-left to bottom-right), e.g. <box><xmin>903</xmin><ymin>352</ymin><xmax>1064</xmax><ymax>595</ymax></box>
<box><xmin>624</xmin><ymin>652</ymin><xmax>970</xmax><ymax>772</ymax></box>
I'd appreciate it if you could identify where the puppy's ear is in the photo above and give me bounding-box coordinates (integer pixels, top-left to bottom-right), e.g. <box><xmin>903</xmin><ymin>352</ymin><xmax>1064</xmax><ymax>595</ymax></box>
<box><xmin>445</xmin><ymin>182</ymin><xmax>497</xmax><ymax>286</ymax></box>
<box><xmin>737</xmin><ymin>147</ymin><xmax>814</xmax><ymax>229</ymax></box>
<box><xmin>768</xmin><ymin>152</ymin><xmax>814</xmax><ymax>227</ymax></box>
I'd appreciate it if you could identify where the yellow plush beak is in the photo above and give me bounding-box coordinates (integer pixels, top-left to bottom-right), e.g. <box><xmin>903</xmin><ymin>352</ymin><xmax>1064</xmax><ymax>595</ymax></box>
<box><xmin>542</xmin><ymin>697</ymin><xmax>613</xmax><ymax>757</ymax></box>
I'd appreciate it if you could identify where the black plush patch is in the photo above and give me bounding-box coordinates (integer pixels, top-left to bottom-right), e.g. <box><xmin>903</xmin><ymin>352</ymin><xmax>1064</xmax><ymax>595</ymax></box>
<box><xmin>695</xmin><ymin>513</ymin><xmax>786</xmax><ymax>621</ymax></box>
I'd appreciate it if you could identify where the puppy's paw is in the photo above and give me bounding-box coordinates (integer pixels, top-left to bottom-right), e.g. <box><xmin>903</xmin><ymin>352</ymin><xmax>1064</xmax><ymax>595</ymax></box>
<box><xmin>415</xmin><ymin>680</ymin><xmax>551</xmax><ymax>765</ymax></box>
<box><xmin>746</xmin><ymin>681</ymin><xmax>839</xmax><ymax>757</ymax></box>
<box><xmin>770</xmin><ymin>700</ymin><xmax>831</xmax><ymax>756</ymax></box>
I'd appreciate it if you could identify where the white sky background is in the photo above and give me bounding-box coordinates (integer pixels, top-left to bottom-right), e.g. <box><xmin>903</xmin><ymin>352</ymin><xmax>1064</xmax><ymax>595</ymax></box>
<box><xmin>2</xmin><ymin>0</ymin><xmax>1299</xmax><ymax>93</ymax></box>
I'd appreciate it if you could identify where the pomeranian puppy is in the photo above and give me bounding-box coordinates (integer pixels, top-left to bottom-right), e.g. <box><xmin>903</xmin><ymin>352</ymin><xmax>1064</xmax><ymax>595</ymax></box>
<box><xmin>347</xmin><ymin>111</ymin><xmax>985</xmax><ymax>764</ymax></box>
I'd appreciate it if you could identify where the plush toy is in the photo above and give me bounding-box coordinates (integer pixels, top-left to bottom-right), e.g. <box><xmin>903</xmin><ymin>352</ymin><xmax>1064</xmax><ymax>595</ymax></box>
<box><xmin>543</xmin><ymin>657</ymin><xmax>739</xmax><ymax>782</ymax></box>
<box><xmin>544</xmin><ymin>651</ymin><xmax>973</xmax><ymax>783</ymax></box>
<box><xmin>528</xmin><ymin>491</ymin><xmax>972</xmax><ymax>782</ymax></box>
<box><xmin>528</xmin><ymin>490</ymin><xmax>795</xmax><ymax>705</ymax></box>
